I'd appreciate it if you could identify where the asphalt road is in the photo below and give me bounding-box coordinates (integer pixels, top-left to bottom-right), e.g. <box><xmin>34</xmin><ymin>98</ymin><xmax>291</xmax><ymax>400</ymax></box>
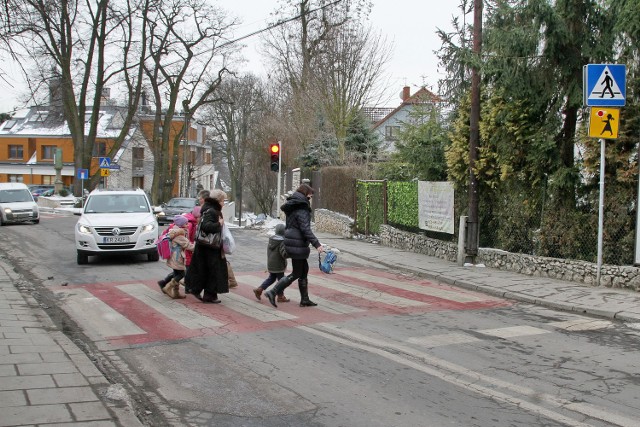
<box><xmin>1</xmin><ymin>211</ymin><xmax>639</xmax><ymax>426</ymax></box>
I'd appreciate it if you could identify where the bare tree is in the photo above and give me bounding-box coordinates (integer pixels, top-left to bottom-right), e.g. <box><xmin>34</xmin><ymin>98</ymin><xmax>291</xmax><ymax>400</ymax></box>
<box><xmin>313</xmin><ymin>23</ymin><xmax>391</xmax><ymax>160</ymax></box>
<box><xmin>142</xmin><ymin>0</ymin><xmax>236</xmax><ymax>203</ymax></box>
<box><xmin>3</xmin><ymin>0</ymin><xmax>149</xmax><ymax>194</ymax></box>
<box><xmin>262</xmin><ymin>0</ymin><xmax>385</xmax><ymax>164</ymax></box>
<box><xmin>200</xmin><ymin>75</ymin><xmax>265</xmax><ymax>216</ymax></box>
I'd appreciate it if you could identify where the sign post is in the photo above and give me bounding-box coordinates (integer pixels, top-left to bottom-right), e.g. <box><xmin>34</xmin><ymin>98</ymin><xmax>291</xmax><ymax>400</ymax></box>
<box><xmin>77</xmin><ymin>168</ymin><xmax>89</xmax><ymax>207</ymax></box>
<box><xmin>584</xmin><ymin>64</ymin><xmax>626</xmax><ymax>284</ymax></box>
<box><xmin>98</xmin><ymin>157</ymin><xmax>111</xmax><ymax>189</ymax></box>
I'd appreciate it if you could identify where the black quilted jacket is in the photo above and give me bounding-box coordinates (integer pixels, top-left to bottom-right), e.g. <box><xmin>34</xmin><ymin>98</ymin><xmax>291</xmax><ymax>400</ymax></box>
<box><xmin>280</xmin><ymin>191</ymin><xmax>320</xmax><ymax>260</ymax></box>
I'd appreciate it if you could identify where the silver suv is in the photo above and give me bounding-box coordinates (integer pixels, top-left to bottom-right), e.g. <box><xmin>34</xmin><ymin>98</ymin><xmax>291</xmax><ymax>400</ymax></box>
<box><xmin>75</xmin><ymin>189</ymin><xmax>159</xmax><ymax>264</ymax></box>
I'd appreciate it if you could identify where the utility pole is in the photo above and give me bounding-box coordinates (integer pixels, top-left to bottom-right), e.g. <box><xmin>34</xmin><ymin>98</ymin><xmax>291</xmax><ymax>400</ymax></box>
<box><xmin>181</xmin><ymin>100</ymin><xmax>190</xmax><ymax>197</ymax></box>
<box><xmin>465</xmin><ymin>0</ymin><xmax>483</xmax><ymax>264</ymax></box>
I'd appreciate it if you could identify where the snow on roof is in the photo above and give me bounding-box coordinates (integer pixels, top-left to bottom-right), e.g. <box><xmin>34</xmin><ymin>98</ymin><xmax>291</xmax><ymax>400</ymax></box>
<box><xmin>0</xmin><ymin>105</ymin><xmax>136</xmax><ymax>139</ymax></box>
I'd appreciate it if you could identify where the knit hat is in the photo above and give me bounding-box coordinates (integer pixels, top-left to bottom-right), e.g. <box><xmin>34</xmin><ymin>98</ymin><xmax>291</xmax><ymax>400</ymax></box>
<box><xmin>274</xmin><ymin>223</ymin><xmax>285</xmax><ymax>236</ymax></box>
<box><xmin>174</xmin><ymin>215</ymin><xmax>188</xmax><ymax>227</ymax></box>
<box><xmin>192</xmin><ymin>206</ymin><xmax>201</xmax><ymax>218</ymax></box>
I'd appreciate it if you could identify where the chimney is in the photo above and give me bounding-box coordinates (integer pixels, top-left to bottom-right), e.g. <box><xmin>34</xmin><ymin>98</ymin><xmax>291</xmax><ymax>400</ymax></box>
<box><xmin>402</xmin><ymin>86</ymin><xmax>411</xmax><ymax>101</ymax></box>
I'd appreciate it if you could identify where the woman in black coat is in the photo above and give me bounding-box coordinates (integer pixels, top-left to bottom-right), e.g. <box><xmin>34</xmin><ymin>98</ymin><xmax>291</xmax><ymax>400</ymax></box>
<box><xmin>265</xmin><ymin>184</ymin><xmax>323</xmax><ymax>308</ymax></box>
<box><xmin>184</xmin><ymin>192</ymin><xmax>229</xmax><ymax>303</ymax></box>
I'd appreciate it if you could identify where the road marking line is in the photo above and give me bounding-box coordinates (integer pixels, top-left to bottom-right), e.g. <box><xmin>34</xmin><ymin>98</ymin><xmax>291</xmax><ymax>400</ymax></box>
<box><xmin>117</xmin><ymin>284</ymin><xmax>223</xmax><ymax>329</ymax></box>
<box><xmin>338</xmin><ymin>270</ymin><xmax>494</xmax><ymax>303</ymax></box>
<box><xmin>304</xmin><ymin>323</ymin><xmax>628</xmax><ymax>427</ymax></box>
<box><xmin>407</xmin><ymin>333</ymin><xmax>481</xmax><ymax>347</ymax></box>
<box><xmin>549</xmin><ymin>319</ymin><xmax>612</xmax><ymax>331</ymax></box>
<box><xmin>53</xmin><ymin>288</ymin><xmax>145</xmax><ymax>339</ymax></box>
<box><xmin>239</xmin><ymin>274</ymin><xmax>364</xmax><ymax>314</ymax></box>
<box><xmin>477</xmin><ymin>325</ymin><xmax>550</xmax><ymax>338</ymax></box>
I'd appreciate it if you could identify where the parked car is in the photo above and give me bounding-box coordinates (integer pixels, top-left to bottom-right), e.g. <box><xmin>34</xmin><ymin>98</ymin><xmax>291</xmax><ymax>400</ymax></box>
<box><xmin>74</xmin><ymin>188</ymin><xmax>159</xmax><ymax>264</ymax></box>
<box><xmin>0</xmin><ymin>183</ymin><xmax>40</xmax><ymax>225</ymax></box>
<box><xmin>28</xmin><ymin>185</ymin><xmax>55</xmax><ymax>201</ymax></box>
<box><xmin>156</xmin><ymin>197</ymin><xmax>199</xmax><ymax>224</ymax></box>
<box><xmin>41</xmin><ymin>186</ymin><xmax>73</xmax><ymax>197</ymax></box>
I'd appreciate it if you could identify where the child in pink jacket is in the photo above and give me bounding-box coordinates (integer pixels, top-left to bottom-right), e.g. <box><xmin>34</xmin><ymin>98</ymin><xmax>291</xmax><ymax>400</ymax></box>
<box><xmin>158</xmin><ymin>215</ymin><xmax>194</xmax><ymax>299</ymax></box>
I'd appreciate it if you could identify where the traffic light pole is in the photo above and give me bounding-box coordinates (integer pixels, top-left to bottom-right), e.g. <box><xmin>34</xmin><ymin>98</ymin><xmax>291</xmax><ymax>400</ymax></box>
<box><xmin>276</xmin><ymin>141</ymin><xmax>282</xmax><ymax>217</ymax></box>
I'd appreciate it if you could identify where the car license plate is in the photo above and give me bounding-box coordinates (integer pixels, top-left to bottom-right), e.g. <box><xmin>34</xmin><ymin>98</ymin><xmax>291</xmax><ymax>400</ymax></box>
<box><xmin>104</xmin><ymin>236</ymin><xmax>128</xmax><ymax>244</ymax></box>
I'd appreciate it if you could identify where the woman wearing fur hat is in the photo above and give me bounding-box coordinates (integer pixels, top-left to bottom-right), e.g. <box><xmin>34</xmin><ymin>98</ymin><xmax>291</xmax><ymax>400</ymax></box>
<box><xmin>158</xmin><ymin>215</ymin><xmax>194</xmax><ymax>299</ymax></box>
<box><xmin>184</xmin><ymin>190</ymin><xmax>229</xmax><ymax>303</ymax></box>
<box><xmin>264</xmin><ymin>184</ymin><xmax>323</xmax><ymax>308</ymax></box>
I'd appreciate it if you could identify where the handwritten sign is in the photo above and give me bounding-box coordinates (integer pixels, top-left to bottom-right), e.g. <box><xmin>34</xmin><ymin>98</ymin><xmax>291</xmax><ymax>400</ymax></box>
<box><xmin>418</xmin><ymin>181</ymin><xmax>455</xmax><ymax>234</ymax></box>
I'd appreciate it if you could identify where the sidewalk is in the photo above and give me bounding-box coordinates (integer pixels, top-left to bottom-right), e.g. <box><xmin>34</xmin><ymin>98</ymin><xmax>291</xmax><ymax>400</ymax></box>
<box><xmin>316</xmin><ymin>232</ymin><xmax>640</xmax><ymax>323</ymax></box>
<box><xmin>0</xmin><ymin>257</ymin><xmax>142</xmax><ymax>427</ymax></box>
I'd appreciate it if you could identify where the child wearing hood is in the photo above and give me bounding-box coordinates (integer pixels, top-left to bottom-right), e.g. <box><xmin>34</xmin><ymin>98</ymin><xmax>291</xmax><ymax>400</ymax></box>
<box><xmin>253</xmin><ymin>223</ymin><xmax>290</xmax><ymax>302</ymax></box>
<box><xmin>158</xmin><ymin>215</ymin><xmax>194</xmax><ymax>299</ymax></box>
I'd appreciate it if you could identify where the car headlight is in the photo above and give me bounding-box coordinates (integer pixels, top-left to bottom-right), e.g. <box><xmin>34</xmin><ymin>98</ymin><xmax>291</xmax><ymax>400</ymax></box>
<box><xmin>77</xmin><ymin>224</ymin><xmax>92</xmax><ymax>234</ymax></box>
<box><xmin>4</xmin><ymin>208</ymin><xmax>12</xmax><ymax>214</ymax></box>
<box><xmin>141</xmin><ymin>222</ymin><xmax>156</xmax><ymax>233</ymax></box>
<box><xmin>157</xmin><ymin>211</ymin><xmax>165</xmax><ymax>216</ymax></box>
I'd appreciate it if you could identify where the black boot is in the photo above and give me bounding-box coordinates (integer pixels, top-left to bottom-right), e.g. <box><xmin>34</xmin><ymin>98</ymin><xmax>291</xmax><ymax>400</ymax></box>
<box><xmin>265</xmin><ymin>275</ymin><xmax>296</xmax><ymax>308</ymax></box>
<box><xmin>298</xmin><ymin>279</ymin><xmax>317</xmax><ymax>307</ymax></box>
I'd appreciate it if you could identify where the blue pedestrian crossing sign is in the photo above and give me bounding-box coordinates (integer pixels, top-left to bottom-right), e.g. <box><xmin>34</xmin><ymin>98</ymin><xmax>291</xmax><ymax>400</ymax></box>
<box><xmin>98</xmin><ymin>157</ymin><xmax>111</xmax><ymax>168</ymax></box>
<box><xmin>583</xmin><ymin>64</ymin><xmax>626</xmax><ymax>107</ymax></box>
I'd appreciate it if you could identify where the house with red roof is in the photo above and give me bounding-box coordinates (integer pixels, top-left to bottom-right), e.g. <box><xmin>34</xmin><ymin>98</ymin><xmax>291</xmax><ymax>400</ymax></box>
<box><xmin>372</xmin><ymin>86</ymin><xmax>444</xmax><ymax>154</ymax></box>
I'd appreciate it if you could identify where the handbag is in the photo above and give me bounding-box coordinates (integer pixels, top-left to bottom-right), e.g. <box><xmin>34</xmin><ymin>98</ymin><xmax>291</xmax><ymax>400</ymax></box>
<box><xmin>222</xmin><ymin>225</ymin><xmax>236</xmax><ymax>254</ymax></box>
<box><xmin>195</xmin><ymin>217</ymin><xmax>222</xmax><ymax>248</ymax></box>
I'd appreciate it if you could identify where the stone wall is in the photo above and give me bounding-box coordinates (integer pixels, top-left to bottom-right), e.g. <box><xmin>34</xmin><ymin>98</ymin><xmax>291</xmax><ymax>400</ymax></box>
<box><xmin>313</xmin><ymin>209</ymin><xmax>640</xmax><ymax>291</ymax></box>
<box><xmin>314</xmin><ymin>209</ymin><xmax>355</xmax><ymax>238</ymax></box>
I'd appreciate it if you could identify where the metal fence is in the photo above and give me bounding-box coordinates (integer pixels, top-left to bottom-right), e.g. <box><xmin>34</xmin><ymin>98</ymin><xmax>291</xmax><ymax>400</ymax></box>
<box><xmin>354</xmin><ymin>180</ymin><xmax>635</xmax><ymax>266</ymax></box>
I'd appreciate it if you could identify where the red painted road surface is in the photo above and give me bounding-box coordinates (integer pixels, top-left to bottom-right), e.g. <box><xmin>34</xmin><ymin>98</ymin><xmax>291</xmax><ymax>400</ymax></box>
<box><xmin>54</xmin><ymin>268</ymin><xmax>511</xmax><ymax>347</ymax></box>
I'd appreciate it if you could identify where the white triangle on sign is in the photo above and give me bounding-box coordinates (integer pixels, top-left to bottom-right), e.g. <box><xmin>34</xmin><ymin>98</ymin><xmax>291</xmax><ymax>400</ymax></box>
<box><xmin>100</xmin><ymin>158</ymin><xmax>109</xmax><ymax>168</ymax></box>
<box><xmin>588</xmin><ymin>66</ymin><xmax>624</xmax><ymax>100</ymax></box>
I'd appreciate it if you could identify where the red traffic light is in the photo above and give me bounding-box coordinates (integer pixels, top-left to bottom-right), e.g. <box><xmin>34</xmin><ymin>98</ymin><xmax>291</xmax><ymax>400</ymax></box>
<box><xmin>270</xmin><ymin>143</ymin><xmax>280</xmax><ymax>154</ymax></box>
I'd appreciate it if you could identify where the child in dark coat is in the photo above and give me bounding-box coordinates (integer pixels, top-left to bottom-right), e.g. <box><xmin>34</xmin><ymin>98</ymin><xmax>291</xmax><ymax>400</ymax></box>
<box><xmin>253</xmin><ymin>224</ymin><xmax>290</xmax><ymax>302</ymax></box>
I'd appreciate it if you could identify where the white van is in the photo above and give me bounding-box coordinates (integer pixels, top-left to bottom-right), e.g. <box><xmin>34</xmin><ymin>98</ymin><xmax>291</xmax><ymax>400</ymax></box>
<box><xmin>0</xmin><ymin>183</ymin><xmax>40</xmax><ymax>225</ymax></box>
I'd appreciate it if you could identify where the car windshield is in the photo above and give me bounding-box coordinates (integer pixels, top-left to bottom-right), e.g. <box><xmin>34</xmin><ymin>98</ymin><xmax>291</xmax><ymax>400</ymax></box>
<box><xmin>85</xmin><ymin>194</ymin><xmax>150</xmax><ymax>213</ymax></box>
<box><xmin>166</xmin><ymin>198</ymin><xmax>196</xmax><ymax>208</ymax></box>
<box><xmin>0</xmin><ymin>189</ymin><xmax>34</xmax><ymax>203</ymax></box>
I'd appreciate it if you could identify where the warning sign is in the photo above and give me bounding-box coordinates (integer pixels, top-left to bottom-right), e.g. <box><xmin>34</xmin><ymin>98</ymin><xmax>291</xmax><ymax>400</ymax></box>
<box><xmin>583</xmin><ymin>64</ymin><xmax>626</xmax><ymax>107</ymax></box>
<box><xmin>100</xmin><ymin>168</ymin><xmax>110</xmax><ymax>177</ymax></box>
<box><xmin>588</xmin><ymin>107</ymin><xmax>620</xmax><ymax>139</ymax></box>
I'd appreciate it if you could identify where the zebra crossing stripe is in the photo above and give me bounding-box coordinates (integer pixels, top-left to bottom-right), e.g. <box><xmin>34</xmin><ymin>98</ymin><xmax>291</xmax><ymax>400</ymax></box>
<box><xmin>239</xmin><ymin>274</ymin><xmax>365</xmax><ymax>314</ymax></box>
<box><xmin>223</xmin><ymin>292</ymin><xmax>298</xmax><ymax>322</ymax></box>
<box><xmin>117</xmin><ymin>283</ymin><xmax>224</xmax><ymax>329</ymax></box>
<box><xmin>313</xmin><ymin>276</ymin><xmax>427</xmax><ymax>308</ymax></box>
<box><xmin>53</xmin><ymin>287</ymin><xmax>145</xmax><ymax>339</ymax></box>
<box><xmin>337</xmin><ymin>270</ymin><xmax>494</xmax><ymax>303</ymax></box>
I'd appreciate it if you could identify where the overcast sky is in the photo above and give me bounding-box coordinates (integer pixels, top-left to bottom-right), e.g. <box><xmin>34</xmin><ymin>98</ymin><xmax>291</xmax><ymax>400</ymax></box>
<box><xmin>0</xmin><ymin>0</ymin><xmax>463</xmax><ymax>114</ymax></box>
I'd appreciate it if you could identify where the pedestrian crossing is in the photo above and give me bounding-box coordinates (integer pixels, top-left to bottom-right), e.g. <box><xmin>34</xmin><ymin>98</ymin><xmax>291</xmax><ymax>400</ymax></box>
<box><xmin>51</xmin><ymin>268</ymin><xmax>613</xmax><ymax>348</ymax></box>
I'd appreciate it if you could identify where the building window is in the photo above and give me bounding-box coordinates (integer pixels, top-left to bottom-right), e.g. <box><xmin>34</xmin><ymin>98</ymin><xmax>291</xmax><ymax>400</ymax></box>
<box><xmin>93</xmin><ymin>141</ymin><xmax>107</xmax><ymax>157</ymax></box>
<box><xmin>8</xmin><ymin>175</ymin><xmax>24</xmax><ymax>183</ymax></box>
<box><xmin>206</xmin><ymin>153</ymin><xmax>211</xmax><ymax>164</ymax></box>
<box><xmin>41</xmin><ymin>145</ymin><xmax>56</xmax><ymax>160</ymax></box>
<box><xmin>132</xmin><ymin>147</ymin><xmax>144</xmax><ymax>169</ymax></box>
<box><xmin>385</xmin><ymin>126</ymin><xmax>401</xmax><ymax>140</ymax></box>
<box><xmin>9</xmin><ymin>145</ymin><xmax>23</xmax><ymax>159</ymax></box>
<box><xmin>42</xmin><ymin>176</ymin><xmax>55</xmax><ymax>185</ymax></box>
